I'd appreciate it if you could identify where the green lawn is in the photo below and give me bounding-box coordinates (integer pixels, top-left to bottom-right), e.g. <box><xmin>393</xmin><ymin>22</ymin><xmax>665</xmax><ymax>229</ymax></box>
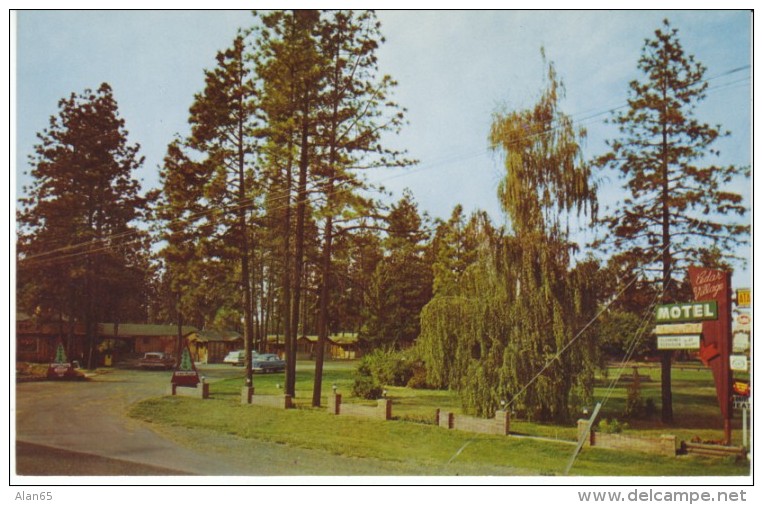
<box><xmin>127</xmin><ymin>360</ymin><xmax>750</xmax><ymax>476</ymax></box>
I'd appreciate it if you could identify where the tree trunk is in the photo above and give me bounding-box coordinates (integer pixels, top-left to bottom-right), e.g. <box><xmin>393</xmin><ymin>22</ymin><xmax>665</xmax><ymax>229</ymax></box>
<box><xmin>312</xmin><ymin>214</ymin><xmax>333</xmax><ymax>407</ymax></box>
<box><xmin>238</xmin><ymin>123</ymin><xmax>255</xmax><ymax>391</ymax></box>
<box><xmin>660</xmin><ymin>81</ymin><xmax>674</xmax><ymax>424</ymax></box>
<box><xmin>84</xmin><ymin>242</ymin><xmax>97</xmax><ymax>370</ymax></box>
<box><xmin>288</xmin><ymin>95</ymin><xmax>310</xmax><ymax>397</ymax></box>
<box><xmin>176</xmin><ymin>311</ymin><xmax>184</xmax><ymax>366</ymax></box>
<box><xmin>281</xmin><ymin>160</ymin><xmax>294</xmax><ymax>394</ymax></box>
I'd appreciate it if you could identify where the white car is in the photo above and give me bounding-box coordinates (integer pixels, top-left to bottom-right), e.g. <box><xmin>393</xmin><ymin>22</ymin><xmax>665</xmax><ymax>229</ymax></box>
<box><xmin>223</xmin><ymin>350</ymin><xmax>245</xmax><ymax>366</ymax></box>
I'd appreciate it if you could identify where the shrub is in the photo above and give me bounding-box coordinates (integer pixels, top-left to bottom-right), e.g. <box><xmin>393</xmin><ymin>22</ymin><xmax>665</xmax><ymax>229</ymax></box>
<box><xmin>406</xmin><ymin>362</ymin><xmax>433</xmax><ymax>389</ymax></box>
<box><xmin>352</xmin><ymin>348</ymin><xmax>418</xmax><ymax>398</ymax></box>
<box><xmin>644</xmin><ymin>398</ymin><xmax>656</xmax><ymax>418</ymax></box>
<box><xmin>357</xmin><ymin>348</ymin><xmax>414</xmax><ymax>387</ymax></box>
<box><xmin>351</xmin><ymin>375</ymin><xmax>383</xmax><ymax>400</ymax></box>
<box><xmin>598</xmin><ymin>418</ymin><xmax>629</xmax><ymax>434</ymax></box>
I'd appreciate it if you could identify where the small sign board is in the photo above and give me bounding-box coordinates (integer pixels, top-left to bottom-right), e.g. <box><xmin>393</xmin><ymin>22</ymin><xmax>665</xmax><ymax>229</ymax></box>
<box><xmin>47</xmin><ymin>362</ymin><xmax>73</xmax><ymax>379</ymax></box>
<box><xmin>732</xmin><ymin>332</ymin><xmax>750</xmax><ymax>353</ymax></box>
<box><xmin>654</xmin><ymin>323</ymin><xmax>702</xmax><ymax>335</ymax></box>
<box><xmin>656</xmin><ymin>335</ymin><xmax>701</xmax><ymax>350</ymax></box>
<box><xmin>736</xmin><ymin>312</ymin><xmax>751</xmax><ymax>327</ymax></box>
<box><xmin>655</xmin><ymin>302</ymin><xmax>718</xmax><ymax>323</ymax></box>
<box><xmin>729</xmin><ymin>355</ymin><xmax>748</xmax><ymax>372</ymax></box>
<box><xmin>46</xmin><ymin>342</ymin><xmax>83</xmax><ymax>380</ymax></box>
<box><xmin>732</xmin><ymin>379</ymin><xmax>750</xmax><ymax>397</ymax></box>
<box><xmin>736</xmin><ymin>288</ymin><xmax>751</xmax><ymax>308</ymax></box>
<box><xmin>171</xmin><ymin>345</ymin><xmax>200</xmax><ymax>387</ymax></box>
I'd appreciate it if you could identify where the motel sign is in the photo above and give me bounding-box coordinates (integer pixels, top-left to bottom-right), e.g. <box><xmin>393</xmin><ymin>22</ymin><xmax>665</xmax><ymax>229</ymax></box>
<box><xmin>655</xmin><ymin>301</ymin><xmax>718</xmax><ymax>323</ymax></box>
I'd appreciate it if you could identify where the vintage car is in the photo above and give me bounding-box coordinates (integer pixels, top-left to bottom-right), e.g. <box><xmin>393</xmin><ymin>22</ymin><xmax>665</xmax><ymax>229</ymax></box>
<box><xmin>223</xmin><ymin>349</ymin><xmax>246</xmax><ymax>366</ymax></box>
<box><xmin>251</xmin><ymin>353</ymin><xmax>286</xmax><ymax>373</ymax></box>
<box><xmin>138</xmin><ymin>352</ymin><xmax>175</xmax><ymax>370</ymax></box>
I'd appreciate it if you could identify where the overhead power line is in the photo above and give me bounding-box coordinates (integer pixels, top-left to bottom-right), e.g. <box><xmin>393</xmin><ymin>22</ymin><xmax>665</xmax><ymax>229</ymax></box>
<box><xmin>16</xmin><ymin>66</ymin><xmax>750</xmax><ymax>269</ymax></box>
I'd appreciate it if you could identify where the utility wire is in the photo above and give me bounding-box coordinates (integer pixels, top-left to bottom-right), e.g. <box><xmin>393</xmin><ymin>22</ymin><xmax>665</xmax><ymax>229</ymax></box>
<box><xmin>506</xmin><ymin>241</ymin><xmax>672</xmax><ymax>410</ymax></box>
<box><xmin>564</xmin><ymin>270</ymin><xmax>669</xmax><ymax>474</ymax></box>
<box><xmin>16</xmin><ymin>67</ymin><xmax>749</xmax><ymax>269</ymax></box>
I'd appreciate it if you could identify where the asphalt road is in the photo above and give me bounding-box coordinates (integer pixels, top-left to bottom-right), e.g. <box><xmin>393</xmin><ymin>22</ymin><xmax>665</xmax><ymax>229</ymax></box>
<box><xmin>14</xmin><ymin>364</ymin><xmax>461</xmax><ymax>479</ymax></box>
<box><xmin>14</xmin><ymin>365</ymin><xmax>259</xmax><ymax>477</ymax></box>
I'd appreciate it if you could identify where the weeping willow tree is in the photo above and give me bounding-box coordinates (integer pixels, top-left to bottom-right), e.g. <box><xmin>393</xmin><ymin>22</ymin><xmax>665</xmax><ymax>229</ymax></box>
<box><xmin>418</xmin><ymin>58</ymin><xmax>599</xmax><ymax>422</ymax></box>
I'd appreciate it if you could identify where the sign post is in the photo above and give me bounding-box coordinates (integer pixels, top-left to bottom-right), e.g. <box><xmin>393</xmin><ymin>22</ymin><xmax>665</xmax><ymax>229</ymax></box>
<box><xmin>172</xmin><ymin>344</ymin><xmax>201</xmax><ymax>388</ymax></box>
<box><xmin>688</xmin><ymin>267</ymin><xmax>733</xmax><ymax>445</ymax></box>
<box><xmin>46</xmin><ymin>342</ymin><xmax>80</xmax><ymax>380</ymax></box>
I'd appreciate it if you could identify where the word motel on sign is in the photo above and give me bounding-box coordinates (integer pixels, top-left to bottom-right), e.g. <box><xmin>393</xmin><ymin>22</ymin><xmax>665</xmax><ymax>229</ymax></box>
<box><xmin>655</xmin><ymin>302</ymin><xmax>718</xmax><ymax>323</ymax></box>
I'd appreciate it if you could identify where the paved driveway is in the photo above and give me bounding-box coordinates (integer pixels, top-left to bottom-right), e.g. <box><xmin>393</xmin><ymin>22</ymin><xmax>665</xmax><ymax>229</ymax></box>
<box><xmin>15</xmin><ymin>366</ymin><xmax>257</xmax><ymax>476</ymax></box>
<box><xmin>14</xmin><ymin>365</ymin><xmax>459</xmax><ymax>478</ymax></box>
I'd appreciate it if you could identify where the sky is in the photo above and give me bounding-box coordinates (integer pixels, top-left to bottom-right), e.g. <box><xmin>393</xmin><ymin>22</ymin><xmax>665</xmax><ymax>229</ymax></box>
<box><xmin>12</xmin><ymin>9</ymin><xmax>752</xmax><ymax>287</ymax></box>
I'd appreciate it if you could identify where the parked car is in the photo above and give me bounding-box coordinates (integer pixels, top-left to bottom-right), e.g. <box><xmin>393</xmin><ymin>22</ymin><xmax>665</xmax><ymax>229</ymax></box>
<box><xmin>138</xmin><ymin>352</ymin><xmax>175</xmax><ymax>370</ymax></box>
<box><xmin>224</xmin><ymin>350</ymin><xmax>246</xmax><ymax>366</ymax></box>
<box><xmin>252</xmin><ymin>353</ymin><xmax>286</xmax><ymax>373</ymax></box>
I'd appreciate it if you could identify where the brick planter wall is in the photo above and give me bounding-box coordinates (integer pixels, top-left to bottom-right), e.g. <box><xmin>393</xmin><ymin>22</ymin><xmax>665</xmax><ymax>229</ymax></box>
<box><xmin>435</xmin><ymin>409</ymin><xmax>510</xmax><ymax>436</ymax></box>
<box><xmin>436</xmin><ymin>409</ymin><xmax>454</xmax><ymax>429</ymax></box>
<box><xmin>168</xmin><ymin>382</ymin><xmax>209</xmax><ymax>399</ymax></box>
<box><xmin>241</xmin><ymin>388</ymin><xmax>293</xmax><ymax>409</ymax></box>
<box><xmin>249</xmin><ymin>394</ymin><xmax>293</xmax><ymax>409</ymax></box>
<box><xmin>330</xmin><ymin>393</ymin><xmax>391</xmax><ymax>420</ymax></box>
<box><xmin>577</xmin><ymin>420</ymin><xmax>676</xmax><ymax>457</ymax></box>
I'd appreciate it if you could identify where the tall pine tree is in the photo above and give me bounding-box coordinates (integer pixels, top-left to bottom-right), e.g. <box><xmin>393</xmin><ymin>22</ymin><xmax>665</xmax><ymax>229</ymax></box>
<box><xmin>310</xmin><ymin>10</ymin><xmax>411</xmax><ymax>406</ymax></box>
<box><xmin>184</xmin><ymin>33</ymin><xmax>262</xmax><ymax>389</ymax></box>
<box><xmin>596</xmin><ymin>20</ymin><xmax>750</xmax><ymax>423</ymax></box>
<box><xmin>363</xmin><ymin>190</ymin><xmax>433</xmax><ymax>350</ymax></box>
<box><xmin>257</xmin><ymin>10</ymin><xmax>325</xmax><ymax>397</ymax></box>
<box><xmin>18</xmin><ymin>83</ymin><xmax>151</xmax><ymax>368</ymax></box>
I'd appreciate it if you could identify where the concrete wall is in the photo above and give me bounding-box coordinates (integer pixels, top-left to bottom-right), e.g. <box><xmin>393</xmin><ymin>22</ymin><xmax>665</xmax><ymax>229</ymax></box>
<box><xmin>240</xmin><ymin>387</ymin><xmax>293</xmax><ymax>409</ymax></box>
<box><xmin>168</xmin><ymin>382</ymin><xmax>209</xmax><ymax>399</ymax></box>
<box><xmin>435</xmin><ymin>409</ymin><xmax>510</xmax><ymax>436</ymax></box>
<box><xmin>330</xmin><ymin>393</ymin><xmax>391</xmax><ymax>420</ymax></box>
<box><xmin>251</xmin><ymin>394</ymin><xmax>293</xmax><ymax>409</ymax></box>
<box><xmin>578</xmin><ymin>420</ymin><xmax>676</xmax><ymax>457</ymax></box>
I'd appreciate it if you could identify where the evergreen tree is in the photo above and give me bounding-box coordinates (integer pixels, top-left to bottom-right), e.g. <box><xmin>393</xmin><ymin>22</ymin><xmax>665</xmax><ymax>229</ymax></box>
<box><xmin>18</xmin><ymin>83</ymin><xmax>151</xmax><ymax>368</ymax></box>
<box><xmin>310</xmin><ymin>10</ymin><xmax>411</xmax><ymax>406</ymax></box>
<box><xmin>257</xmin><ymin>10</ymin><xmax>324</xmax><ymax>396</ymax></box>
<box><xmin>431</xmin><ymin>205</ymin><xmax>490</xmax><ymax>297</ymax></box>
<box><xmin>596</xmin><ymin>20</ymin><xmax>750</xmax><ymax>422</ymax></box>
<box><xmin>183</xmin><ymin>33</ymin><xmax>262</xmax><ymax>389</ymax></box>
<box><xmin>328</xmin><ymin>228</ymin><xmax>384</xmax><ymax>336</ymax></box>
<box><xmin>362</xmin><ymin>191</ymin><xmax>433</xmax><ymax>349</ymax></box>
<box><xmin>54</xmin><ymin>343</ymin><xmax>68</xmax><ymax>364</ymax></box>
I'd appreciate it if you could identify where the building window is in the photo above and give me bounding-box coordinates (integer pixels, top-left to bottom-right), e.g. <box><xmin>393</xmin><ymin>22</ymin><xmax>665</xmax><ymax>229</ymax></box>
<box><xmin>19</xmin><ymin>338</ymin><xmax>38</xmax><ymax>353</ymax></box>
